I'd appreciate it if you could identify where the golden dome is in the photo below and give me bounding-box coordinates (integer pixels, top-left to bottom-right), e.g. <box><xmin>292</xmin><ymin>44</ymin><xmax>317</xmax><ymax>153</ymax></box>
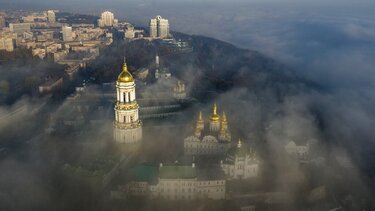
<box><xmin>210</xmin><ymin>103</ymin><xmax>220</xmax><ymax>122</ymax></box>
<box><xmin>221</xmin><ymin>111</ymin><xmax>227</xmax><ymax>123</ymax></box>
<box><xmin>198</xmin><ymin>111</ymin><xmax>204</xmax><ymax>122</ymax></box>
<box><xmin>118</xmin><ymin>62</ymin><xmax>134</xmax><ymax>83</ymax></box>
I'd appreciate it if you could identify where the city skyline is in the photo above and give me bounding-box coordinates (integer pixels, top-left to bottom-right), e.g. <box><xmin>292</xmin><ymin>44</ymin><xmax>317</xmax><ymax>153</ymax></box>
<box><xmin>0</xmin><ymin>2</ymin><xmax>375</xmax><ymax>211</ymax></box>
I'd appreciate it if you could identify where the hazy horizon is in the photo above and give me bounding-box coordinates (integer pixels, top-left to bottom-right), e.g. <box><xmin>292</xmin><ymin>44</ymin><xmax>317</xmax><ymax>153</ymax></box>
<box><xmin>1</xmin><ymin>1</ymin><xmax>375</xmax><ymax>210</ymax></box>
<box><xmin>1</xmin><ymin>0</ymin><xmax>374</xmax><ymax>89</ymax></box>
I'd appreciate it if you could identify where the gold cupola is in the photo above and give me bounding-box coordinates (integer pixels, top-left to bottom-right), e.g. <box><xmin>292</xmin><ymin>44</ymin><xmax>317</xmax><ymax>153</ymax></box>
<box><xmin>210</xmin><ymin>103</ymin><xmax>220</xmax><ymax>122</ymax></box>
<box><xmin>196</xmin><ymin>111</ymin><xmax>205</xmax><ymax>131</ymax></box>
<box><xmin>220</xmin><ymin>111</ymin><xmax>228</xmax><ymax>132</ymax></box>
<box><xmin>221</xmin><ymin>112</ymin><xmax>227</xmax><ymax>124</ymax></box>
<box><xmin>198</xmin><ymin>111</ymin><xmax>204</xmax><ymax>124</ymax></box>
<box><xmin>118</xmin><ymin>61</ymin><xmax>134</xmax><ymax>83</ymax></box>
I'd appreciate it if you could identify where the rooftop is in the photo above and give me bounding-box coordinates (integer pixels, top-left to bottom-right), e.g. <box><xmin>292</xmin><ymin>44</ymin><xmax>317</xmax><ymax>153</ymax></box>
<box><xmin>159</xmin><ymin>165</ymin><xmax>197</xmax><ymax>179</ymax></box>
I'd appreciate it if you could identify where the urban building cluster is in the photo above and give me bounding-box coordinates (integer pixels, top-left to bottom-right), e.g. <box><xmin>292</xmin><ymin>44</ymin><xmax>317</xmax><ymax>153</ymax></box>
<box><xmin>0</xmin><ymin>9</ymin><xmax>321</xmax><ymax>210</ymax></box>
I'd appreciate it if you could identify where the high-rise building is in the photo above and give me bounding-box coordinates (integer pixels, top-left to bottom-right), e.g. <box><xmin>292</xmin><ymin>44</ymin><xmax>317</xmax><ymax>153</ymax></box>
<box><xmin>98</xmin><ymin>11</ymin><xmax>118</xmax><ymax>27</ymax></box>
<box><xmin>149</xmin><ymin>18</ymin><xmax>157</xmax><ymax>38</ymax></box>
<box><xmin>47</xmin><ymin>10</ymin><xmax>56</xmax><ymax>23</ymax></box>
<box><xmin>114</xmin><ymin>60</ymin><xmax>143</xmax><ymax>144</ymax></box>
<box><xmin>62</xmin><ymin>26</ymin><xmax>73</xmax><ymax>42</ymax></box>
<box><xmin>9</xmin><ymin>23</ymin><xmax>31</xmax><ymax>34</ymax></box>
<box><xmin>0</xmin><ymin>16</ymin><xmax>6</xmax><ymax>29</ymax></box>
<box><xmin>149</xmin><ymin>16</ymin><xmax>170</xmax><ymax>39</ymax></box>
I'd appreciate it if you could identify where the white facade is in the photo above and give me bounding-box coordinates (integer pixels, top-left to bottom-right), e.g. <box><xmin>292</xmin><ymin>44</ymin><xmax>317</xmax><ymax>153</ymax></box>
<box><xmin>47</xmin><ymin>10</ymin><xmax>56</xmax><ymax>23</ymax></box>
<box><xmin>221</xmin><ymin>141</ymin><xmax>259</xmax><ymax>180</ymax></box>
<box><xmin>0</xmin><ymin>35</ymin><xmax>15</xmax><ymax>52</ymax></box>
<box><xmin>184</xmin><ymin>135</ymin><xmax>231</xmax><ymax>156</ymax></box>
<box><xmin>184</xmin><ymin>105</ymin><xmax>232</xmax><ymax>156</ymax></box>
<box><xmin>98</xmin><ymin>11</ymin><xmax>118</xmax><ymax>27</ymax></box>
<box><xmin>62</xmin><ymin>26</ymin><xmax>73</xmax><ymax>42</ymax></box>
<box><xmin>173</xmin><ymin>80</ymin><xmax>187</xmax><ymax>100</ymax></box>
<box><xmin>124</xmin><ymin>25</ymin><xmax>135</xmax><ymax>39</ymax></box>
<box><xmin>149</xmin><ymin>16</ymin><xmax>170</xmax><ymax>38</ymax></box>
<box><xmin>148</xmin><ymin>164</ymin><xmax>226</xmax><ymax>200</ymax></box>
<box><xmin>113</xmin><ymin>62</ymin><xmax>142</xmax><ymax>144</ymax></box>
<box><xmin>285</xmin><ymin>141</ymin><xmax>309</xmax><ymax>159</ymax></box>
<box><xmin>9</xmin><ymin>23</ymin><xmax>31</xmax><ymax>34</ymax></box>
<box><xmin>150</xmin><ymin>178</ymin><xmax>226</xmax><ymax>200</ymax></box>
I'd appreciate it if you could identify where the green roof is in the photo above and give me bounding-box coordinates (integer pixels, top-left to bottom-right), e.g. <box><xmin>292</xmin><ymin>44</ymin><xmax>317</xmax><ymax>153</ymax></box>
<box><xmin>159</xmin><ymin>165</ymin><xmax>197</xmax><ymax>179</ymax></box>
<box><xmin>130</xmin><ymin>164</ymin><xmax>158</xmax><ymax>183</ymax></box>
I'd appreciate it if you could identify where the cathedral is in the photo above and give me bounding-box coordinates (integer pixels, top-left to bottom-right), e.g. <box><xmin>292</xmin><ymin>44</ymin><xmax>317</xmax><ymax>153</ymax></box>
<box><xmin>184</xmin><ymin>104</ymin><xmax>232</xmax><ymax>155</ymax></box>
<box><xmin>173</xmin><ymin>80</ymin><xmax>186</xmax><ymax>100</ymax></box>
<box><xmin>113</xmin><ymin>60</ymin><xmax>143</xmax><ymax>143</ymax></box>
<box><xmin>220</xmin><ymin>139</ymin><xmax>259</xmax><ymax>180</ymax></box>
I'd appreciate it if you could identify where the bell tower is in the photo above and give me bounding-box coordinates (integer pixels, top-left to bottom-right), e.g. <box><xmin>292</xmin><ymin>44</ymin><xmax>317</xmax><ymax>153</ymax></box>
<box><xmin>113</xmin><ymin>59</ymin><xmax>142</xmax><ymax>143</ymax></box>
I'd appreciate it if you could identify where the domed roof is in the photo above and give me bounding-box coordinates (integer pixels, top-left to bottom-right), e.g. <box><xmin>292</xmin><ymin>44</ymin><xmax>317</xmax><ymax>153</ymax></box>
<box><xmin>226</xmin><ymin>139</ymin><xmax>255</xmax><ymax>158</ymax></box>
<box><xmin>118</xmin><ymin>62</ymin><xmax>134</xmax><ymax>83</ymax></box>
<box><xmin>210</xmin><ymin>103</ymin><xmax>220</xmax><ymax>122</ymax></box>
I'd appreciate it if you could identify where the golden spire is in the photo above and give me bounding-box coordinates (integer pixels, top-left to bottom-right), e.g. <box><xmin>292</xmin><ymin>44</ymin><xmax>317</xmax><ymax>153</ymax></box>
<box><xmin>221</xmin><ymin>111</ymin><xmax>227</xmax><ymax>123</ymax></box>
<box><xmin>237</xmin><ymin>138</ymin><xmax>242</xmax><ymax>148</ymax></box>
<box><xmin>198</xmin><ymin>111</ymin><xmax>203</xmax><ymax>122</ymax></box>
<box><xmin>195</xmin><ymin>111</ymin><xmax>204</xmax><ymax>135</ymax></box>
<box><xmin>210</xmin><ymin>103</ymin><xmax>220</xmax><ymax>122</ymax></box>
<box><xmin>118</xmin><ymin>58</ymin><xmax>134</xmax><ymax>83</ymax></box>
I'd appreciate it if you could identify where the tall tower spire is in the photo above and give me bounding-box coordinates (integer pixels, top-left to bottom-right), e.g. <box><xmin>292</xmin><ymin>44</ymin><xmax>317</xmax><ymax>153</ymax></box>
<box><xmin>219</xmin><ymin>111</ymin><xmax>231</xmax><ymax>142</ymax></box>
<box><xmin>195</xmin><ymin>111</ymin><xmax>205</xmax><ymax>137</ymax></box>
<box><xmin>114</xmin><ymin>59</ymin><xmax>142</xmax><ymax>144</ymax></box>
<box><xmin>198</xmin><ymin>111</ymin><xmax>203</xmax><ymax>121</ymax></box>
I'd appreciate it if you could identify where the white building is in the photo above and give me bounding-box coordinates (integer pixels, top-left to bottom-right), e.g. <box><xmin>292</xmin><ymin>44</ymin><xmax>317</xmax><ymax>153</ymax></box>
<box><xmin>113</xmin><ymin>60</ymin><xmax>143</xmax><ymax>144</ymax></box>
<box><xmin>98</xmin><ymin>11</ymin><xmax>118</xmax><ymax>27</ymax></box>
<box><xmin>47</xmin><ymin>10</ymin><xmax>56</xmax><ymax>23</ymax></box>
<box><xmin>32</xmin><ymin>48</ymin><xmax>46</xmax><ymax>59</ymax></box>
<box><xmin>149</xmin><ymin>15</ymin><xmax>170</xmax><ymax>39</ymax></box>
<box><xmin>62</xmin><ymin>26</ymin><xmax>73</xmax><ymax>42</ymax></box>
<box><xmin>285</xmin><ymin>141</ymin><xmax>310</xmax><ymax>160</ymax></box>
<box><xmin>123</xmin><ymin>163</ymin><xmax>226</xmax><ymax>200</ymax></box>
<box><xmin>220</xmin><ymin>140</ymin><xmax>259</xmax><ymax>180</ymax></box>
<box><xmin>9</xmin><ymin>23</ymin><xmax>31</xmax><ymax>35</ymax></box>
<box><xmin>124</xmin><ymin>25</ymin><xmax>135</xmax><ymax>39</ymax></box>
<box><xmin>184</xmin><ymin>104</ymin><xmax>232</xmax><ymax>155</ymax></box>
<box><xmin>173</xmin><ymin>80</ymin><xmax>187</xmax><ymax>100</ymax></box>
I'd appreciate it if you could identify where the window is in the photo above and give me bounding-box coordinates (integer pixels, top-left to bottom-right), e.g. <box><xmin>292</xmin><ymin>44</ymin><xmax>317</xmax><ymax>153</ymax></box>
<box><xmin>123</xmin><ymin>93</ymin><xmax>126</xmax><ymax>102</ymax></box>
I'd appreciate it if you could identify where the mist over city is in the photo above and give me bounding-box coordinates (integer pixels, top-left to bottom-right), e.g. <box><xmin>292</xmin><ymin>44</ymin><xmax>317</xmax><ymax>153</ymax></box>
<box><xmin>0</xmin><ymin>0</ymin><xmax>375</xmax><ymax>210</ymax></box>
